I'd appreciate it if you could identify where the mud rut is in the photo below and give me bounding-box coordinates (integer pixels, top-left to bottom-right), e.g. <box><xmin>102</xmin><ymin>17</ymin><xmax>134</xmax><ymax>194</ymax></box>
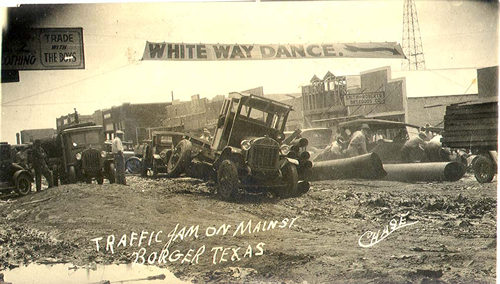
<box><xmin>0</xmin><ymin>174</ymin><xmax>496</xmax><ymax>283</ymax></box>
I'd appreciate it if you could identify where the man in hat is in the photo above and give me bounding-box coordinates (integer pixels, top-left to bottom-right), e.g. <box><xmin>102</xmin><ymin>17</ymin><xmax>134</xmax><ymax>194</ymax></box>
<box><xmin>200</xmin><ymin>128</ymin><xmax>212</xmax><ymax>143</ymax></box>
<box><xmin>400</xmin><ymin>132</ymin><xmax>428</xmax><ymax>162</ymax></box>
<box><xmin>32</xmin><ymin>139</ymin><xmax>54</xmax><ymax>192</ymax></box>
<box><xmin>346</xmin><ymin>124</ymin><xmax>371</xmax><ymax>157</ymax></box>
<box><xmin>424</xmin><ymin>123</ymin><xmax>434</xmax><ymax>141</ymax></box>
<box><xmin>112</xmin><ymin>130</ymin><xmax>127</xmax><ymax>185</ymax></box>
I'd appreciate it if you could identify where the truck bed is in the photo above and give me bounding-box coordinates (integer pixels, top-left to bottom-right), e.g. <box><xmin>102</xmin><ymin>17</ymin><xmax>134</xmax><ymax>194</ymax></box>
<box><xmin>441</xmin><ymin>101</ymin><xmax>498</xmax><ymax>150</ymax></box>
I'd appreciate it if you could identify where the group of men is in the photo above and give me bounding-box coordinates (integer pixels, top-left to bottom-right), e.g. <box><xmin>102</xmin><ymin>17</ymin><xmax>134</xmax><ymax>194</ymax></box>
<box><xmin>316</xmin><ymin>124</ymin><xmax>371</xmax><ymax>161</ymax></box>
<box><xmin>318</xmin><ymin>123</ymin><xmax>438</xmax><ymax>162</ymax></box>
<box><xmin>21</xmin><ymin>130</ymin><xmax>128</xmax><ymax>193</ymax></box>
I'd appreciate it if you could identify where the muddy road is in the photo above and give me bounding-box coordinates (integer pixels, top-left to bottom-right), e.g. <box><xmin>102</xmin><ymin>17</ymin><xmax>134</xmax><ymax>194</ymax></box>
<box><xmin>0</xmin><ymin>174</ymin><xmax>496</xmax><ymax>283</ymax></box>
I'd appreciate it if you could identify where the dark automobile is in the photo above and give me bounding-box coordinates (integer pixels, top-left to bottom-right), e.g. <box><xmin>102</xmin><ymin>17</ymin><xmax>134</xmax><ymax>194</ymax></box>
<box><xmin>141</xmin><ymin>131</ymin><xmax>185</xmax><ymax>177</ymax></box>
<box><xmin>0</xmin><ymin>142</ymin><xmax>33</xmax><ymax>196</ymax></box>
<box><xmin>57</xmin><ymin>124</ymin><xmax>115</xmax><ymax>184</ymax></box>
<box><xmin>324</xmin><ymin>118</ymin><xmax>455</xmax><ymax>163</ymax></box>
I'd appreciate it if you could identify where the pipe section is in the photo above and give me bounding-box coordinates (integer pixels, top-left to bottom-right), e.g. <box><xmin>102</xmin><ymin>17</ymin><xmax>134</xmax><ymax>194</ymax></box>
<box><xmin>383</xmin><ymin>162</ymin><xmax>465</xmax><ymax>182</ymax></box>
<box><xmin>310</xmin><ymin>153</ymin><xmax>387</xmax><ymax>181</ymax></box>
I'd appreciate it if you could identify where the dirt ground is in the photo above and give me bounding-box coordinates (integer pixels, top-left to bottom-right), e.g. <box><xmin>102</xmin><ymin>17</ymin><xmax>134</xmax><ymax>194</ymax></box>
<box><xmin>0</xmin><ymin>173</ymin><xmax>496</xmax><ymax>283</ymax></box>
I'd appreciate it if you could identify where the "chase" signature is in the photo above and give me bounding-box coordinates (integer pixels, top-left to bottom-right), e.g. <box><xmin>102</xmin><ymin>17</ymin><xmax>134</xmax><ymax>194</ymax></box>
<box><xmin>358</xmin><ymin>212</ymin><xmax>418</xmax><ymax>248</ymax></box>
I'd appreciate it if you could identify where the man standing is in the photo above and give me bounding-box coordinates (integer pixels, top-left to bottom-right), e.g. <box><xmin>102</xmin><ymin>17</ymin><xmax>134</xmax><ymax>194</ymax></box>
<box><xmin>346</xmin><ymin>124</ymin><xmax>370</xmax><ymax>157</ymax></box>
<box><xmin>32</xmin><ymin>139</ymin><xmax>53</xmax><ymax>192</ymax></box>
<box><xmin>112</xmin><ymin>130</ymin><xmax>127</xmax><ymax>185</ymax></box>
<box><xmin>424</xmin><ymin>123</ymin><xmax>434</xmax><ymax>141</ymax></box>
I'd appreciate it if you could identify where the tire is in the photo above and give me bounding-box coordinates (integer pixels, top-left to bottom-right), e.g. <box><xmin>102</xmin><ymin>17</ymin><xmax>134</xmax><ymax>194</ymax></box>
<box><xmin>152</xmin><ymin>159</ymin><xmax>158</xmax><ymax>178</ymax></box>
<box><xmin>126</xmin><ymin>157</ymin><xmax>142</xmax><ymax>174</ymax></box>
<box><xmin>140</xmin><ymin>159</ymin><xmax>148</xmax><ymax>177</ymax></box>
<box><xmin>217</xmin><ymin>160</ymin><xmax>239</xmax><ymax>201</ymax></box>
<box><xmin>52</xmin><ymin>170</ymin><xmax>59</xmax><ymax>186</ymax></box>
<box><xmin>108</xmin><ymin>163</ymin><xmax>116</xmax><ymax>184</ymax></box>
<box><xmin>97</xmin><ymin>175</ymin><xmax>104</xmax><ymax>185</ymax></box>
<box><xmin>16</xmin><ymin>174</ymin><xmax>32</xmax><ymax>196</ymax></box>
<box><xmin>85</xmin><ymin>177</ymin><xmax>92</xmax><ymax>184</ymax></box>
<box><xmin>167</xmin><ymin>139</ymin><xmax>192</xmax><ymax>177</ymax></box>
<box><xmin>473</xmin><ymin>155</ymin><xmax>496</xmax><ymax>183</ymax></box>
<box><xmin>68</xmin><ymin>166</ymin><xmax>76</xmax><ymax>184</ymax></box>
<box><xmin>277</xmin><ymin>163</ymin><xmax>299</xmax><ymax>198</ymax></box>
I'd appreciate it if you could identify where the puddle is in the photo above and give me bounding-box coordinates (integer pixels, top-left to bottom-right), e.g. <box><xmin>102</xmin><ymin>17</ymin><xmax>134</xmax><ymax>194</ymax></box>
<box><xmin>1</xmin><ymin>263</ymin><xmax>190</xmax><ymax>284</ymax></box>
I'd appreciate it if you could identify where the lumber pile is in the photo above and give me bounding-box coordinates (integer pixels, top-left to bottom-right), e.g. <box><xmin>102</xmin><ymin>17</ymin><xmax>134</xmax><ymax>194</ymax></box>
<box><xmin>442</xmin><ymin>102</ymin><xmax>497</xmax><ymax>150</ymax></box>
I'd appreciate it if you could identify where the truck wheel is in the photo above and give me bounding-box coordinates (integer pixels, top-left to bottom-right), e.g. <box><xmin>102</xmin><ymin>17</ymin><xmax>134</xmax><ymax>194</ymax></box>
<box><xmin>473</xmin><ymin>155</ymin><xmax>496</xmax><ymax>183</ymax></box>
<box><xmin>108</xmin><ymin>163</ymin><xmax>116</xmax><ymax>184</ymax></box>
<box><xmin>52</xmin><ymin>170</ymin><xmax>59</xmax><ymax>186</ymax></box>
<box><xmin>217</xmin><ymin>160</ymin><xmax>239</xmax><ymax>201</ymax></box>
<box><xmin>126</xmin><ymin>157</ymin><xmax>142</xmax><ymax>174</ymax></box>
<box><xmin>16</xmin><ymin>175</ymin><xmax>32</xmax><ymax>196</ymax></box>
<box><xmin>167</xmin><ymin>139</ymin><xmax>192</xmax><ymax>177</ymax></box>
<box><xmin>140</xmin><ymin>159</ymin><xmax>148</xmax><ymax>177</ymax></box>
<box><xmin>278</xmin><ymin>163</ymin><xmax>299</xmax><ymax>198</ymax></box>
<box><xmin>68</xmin><ymin>166</ymin><xmax>76</xmax><ymax>183</ymax></box>
<box><xmin>97</xmin><ymin>175</ymin><xmax>104</xmax><ymax>185</ymax></box>
<box><xmin>152</xmin><ymin>159</ymin><xmax>158</xmax><ymax>178</ymax></box>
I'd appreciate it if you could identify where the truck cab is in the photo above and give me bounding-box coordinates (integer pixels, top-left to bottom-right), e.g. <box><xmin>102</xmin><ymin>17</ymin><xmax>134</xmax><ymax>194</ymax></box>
<box><xmin>59</xmin><ymin>125</ymin><xmax>115</xmax><ymax>184</ymax></box>
<box><xmin>167</xmin><ymin>94</ymin><xmax>311</xmax><ymax>200</ymax></box>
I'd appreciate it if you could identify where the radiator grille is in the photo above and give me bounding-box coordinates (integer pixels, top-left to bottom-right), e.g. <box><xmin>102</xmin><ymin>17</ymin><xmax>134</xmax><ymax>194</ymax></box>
<box><xmin>248</xmin><ymin>138</ymin><xmax>279</xmax><ymax>169</ymax></box>
<box><xmin>82</xmin><ymin>149</ymin><xmax>101</xmax><ymax>172</ymax></box>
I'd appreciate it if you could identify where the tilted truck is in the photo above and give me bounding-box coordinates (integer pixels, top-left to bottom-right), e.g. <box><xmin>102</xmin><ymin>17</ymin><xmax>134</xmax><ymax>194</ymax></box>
<box><xmin>165</xmin><ymin>94</ymin><xmax>312</xmax><ymax>200</ymax></box>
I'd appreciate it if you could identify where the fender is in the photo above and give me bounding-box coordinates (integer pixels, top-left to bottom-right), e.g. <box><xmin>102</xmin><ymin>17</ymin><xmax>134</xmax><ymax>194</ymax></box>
<box><xmin>13</xmin><ymin>169</ymin><xmax>33</xmax><ymax>187</ymax></box>
<box><xmin>223</xmin><ymin>146</ymin><xmax>242</xmax><ymax>155</ymax></box>
<box><xmin>214</xmin><ymin>147</ymin><xmax>243</xmax><ymax>168</ymax></box>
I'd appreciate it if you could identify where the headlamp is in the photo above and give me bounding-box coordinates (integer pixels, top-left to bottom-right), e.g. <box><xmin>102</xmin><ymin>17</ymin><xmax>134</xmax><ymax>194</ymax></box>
<box><xmin>240</xmin><ymin>140</ymin><xmax>252</xmax><ymax>151</ymax></box>
<box><xmin>280</xmin><ymin>144</ymin><xmax>291</xmax><ymax>155</ymax></box>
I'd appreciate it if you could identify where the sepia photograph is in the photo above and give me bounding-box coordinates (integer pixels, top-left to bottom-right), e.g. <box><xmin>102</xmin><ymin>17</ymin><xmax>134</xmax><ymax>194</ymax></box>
<box><xmin>0</xmin><ymin>0</ymin><xmax>498</xmax><ymax>283</ymax></box>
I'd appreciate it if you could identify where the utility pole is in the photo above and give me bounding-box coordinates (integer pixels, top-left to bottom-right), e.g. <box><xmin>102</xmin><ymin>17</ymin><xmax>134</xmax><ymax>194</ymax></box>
<box><xmin>402</xmin><ymin>0</ymin><xmax>426</xmax><ymax>71</ymax></box>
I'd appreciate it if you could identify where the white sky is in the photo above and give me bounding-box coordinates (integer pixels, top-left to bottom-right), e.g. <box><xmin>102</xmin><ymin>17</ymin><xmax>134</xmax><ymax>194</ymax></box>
<box><xmin>1</xmin><ymin>0</ymin><xmax>498</xmax><ymax>143</ymax></box>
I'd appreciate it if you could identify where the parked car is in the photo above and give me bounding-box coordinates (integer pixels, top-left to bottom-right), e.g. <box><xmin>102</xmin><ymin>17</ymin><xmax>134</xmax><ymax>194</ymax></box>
<box><xmin>104</xmin><ymin>140</ymin><xmax>141</xmax><ymax>174</ymax></box>
<box><xmin>315</xmin><ymin>118</ymin><xmax>457</xmax><ymax>163</ymax></box>
<box><xmin>141</xmin><ymin>131</ymin><xmax>185</xmax><ymax>177</ymax></box>
<box><xmin>0</xmin><ymin>142</ymin><xmax>33</xmax><ymax>196</ymax></box>
<box><xmin>57</xmin><ymin>124</ymin><xmax>115</xmax><ymax>184</ymax></box>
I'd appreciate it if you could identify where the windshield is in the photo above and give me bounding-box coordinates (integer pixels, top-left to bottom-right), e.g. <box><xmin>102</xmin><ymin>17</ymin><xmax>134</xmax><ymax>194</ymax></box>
<box><xmin>70</xmin><ymin>131</ymin><xmax>101</xmax><ymax>148</ymax></box>
<box><xmin>239</xmin><ymin>104</ymin><xmax>286</xmax><ymax>130</ymax></box>
<box><xmin>123</xmin><ymin>143</ymin><xmax>134</xmax><ymax>151</ymax></box>
<box><xmin>158</xmin><ymin>135</ymin><xmax>173</xmax><ymax>145</ymax></box>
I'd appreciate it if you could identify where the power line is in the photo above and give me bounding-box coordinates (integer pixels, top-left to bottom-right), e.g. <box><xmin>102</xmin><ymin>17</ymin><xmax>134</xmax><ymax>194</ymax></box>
<box><xmin>2</xmin><ymin>62</ymin><xmax>139</xmax><ymax>105</ymax></box>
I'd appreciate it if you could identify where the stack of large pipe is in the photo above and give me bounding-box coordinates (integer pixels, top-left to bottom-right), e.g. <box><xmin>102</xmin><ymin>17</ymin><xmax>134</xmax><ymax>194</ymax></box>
<box><xmin>310</xmin><ymin>153</ymin><xmax>387</xmax><ymax>181</ymax></box>
<box><xmin>383</xmin><ymin>161</ymin><xmax>465</xmax><ymax>182</ymax></box>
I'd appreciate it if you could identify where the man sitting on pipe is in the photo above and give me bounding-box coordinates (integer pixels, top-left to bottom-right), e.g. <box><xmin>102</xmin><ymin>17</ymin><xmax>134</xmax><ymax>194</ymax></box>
<box><xmin>313</xmin><ymin>128</ymin><xmax>351</xmax><ymax>161</ymax></box>
<box><xmin>400</xmin><ymin>132</ymin><xmax>428</xmax><ymax>162</ymax></box>
<box><xmin>346</xmin><ymin>124</ymin><xmax>371</xmax><ymax>158</ymax></box>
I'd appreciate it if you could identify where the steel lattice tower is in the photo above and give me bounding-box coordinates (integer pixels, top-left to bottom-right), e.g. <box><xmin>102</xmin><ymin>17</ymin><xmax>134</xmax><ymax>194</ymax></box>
<box><xmin>402</xmin><ymin>0</ymin><xmax>426</xmax><ymax>70</ymax></box>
